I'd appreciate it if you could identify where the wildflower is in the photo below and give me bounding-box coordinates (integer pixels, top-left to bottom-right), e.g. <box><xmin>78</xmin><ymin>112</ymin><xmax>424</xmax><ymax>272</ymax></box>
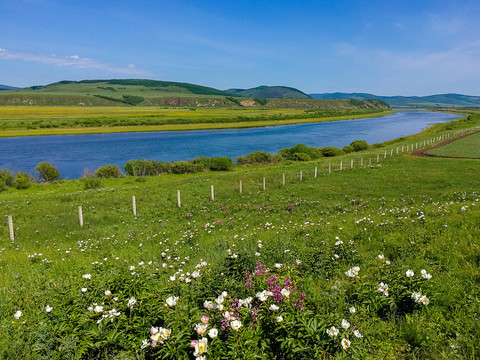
<box><xmin>406</xmin><ymin>269</ymin><xmax>414</xmax><ymax>277</ymax></box>
<box><xmin>82</xmin><ymin>274</ymin><xmax>91</xmax><ymax>280</ymax></box>
<box><xmin>345</xmin><ymin>266</ymin><xmax>360</xmax><ymax>278</ymax></box>
<box><xmin>231</xmin><ymin>320</ymin><xmax>242</xmax><ymax>330</ymax></box>
<box><xmin>341</xmin><ymin>338</ymin><xmax>351</xmax><ymax>349</ymax></box>
<box><xmin>201</xmin><ymin>315</ymin><xmax>209</xmax><ymax>324</ymax></box>
<box><xmin>150</xmin><ymin>327</ymin><xmax>158</xmax><ymax>335</ymax></box>
<box><xmin>419</xmin><ymin>295</ymin><xmax>430</xmax><ymax>305</ymax></box>
<box><xmin>378</xmin><ymin>282</ymin><xmax>389</xmax><ymax>296</ymax></box>
<box><xmin>378</xmin><ymin>254</ymin><xmax>384</xmax><ymax>260</ymax></box>
<box><xmin>195</xmin><ymin>323</ymin><xmax>207</xmax><ymax>335</ymax></box>
<box><xmin>159</xmin><ymin>327</ymin><xmax>171</xmax><ymax>340</ymax></box>
<box><xmin>105</xmin><ymin>290</ymin><xmax>112</xmax><ymax>296</ymax></box>
<box><xmin>341</xmin><ymin>319</ymin><xmax>350</xmax><ymax>329</ymax></box>
<box><xmin>204</xmin><ymin>300</ymin><xmax>215</xmax><ymax>309</ymax></box>
<box><xmin>269</xmin><ymin>304</ymin><xmax>280</xmax><ymax>311</ymax></box>
<box><xmin>255</xmin><ymin>252</ymin><xmax>261</xmax><ymax>257</ymax></box>
<box><xmin>215</xmin><ymin>295</ymin><xmax>225</xmax><ymax>304</ymax></box>
<box><xmin>14</xmin><ymin>310</ymin><xmax>22</xmax><ymax>319</ymax></box>
<box><xmin>190</xmin><ymin>340</ymin><xmax>198</xmax><ymax>347</ymax></box>
<box><xmin>256</xmin><ymin>290</ymin><xmax>269</xmax><ymax>302</ymax></box>
<box><xmin>353</xmin><ymin>330</ymin><xmax>363</xmax><ymax>338</ymax></box>
<box><xmin>140</xmin><ymin>339</ymin><xmax>149</xmax><ymax>349</ymax></box>
<box><xmin>128</xmin><ymin>297</ymin><xmax>137</xmax><ymax>307</ymax></box>
<box><xmin>276</xmin><ymin>315</ymin><xmax>284</xmax><ymax>322</ymax></box>
<box><xmin>165</xmin><ymin>296</ymin><xmax>178</xmax><ymax>307</ymax></box>
<box><xmin>274</xmin><ymin>263</ymin><xmax>282</xmax><ymax>268</ymax></box>
<box><xmin>349</xmin><ymin>306</ymin><xmax>356</xmax><ymax>314</ymax></box>
<box><xmin>421</xmin><ymin>269</ymin><xmax>432</xmax><ymax>279</ymax></box>
<box><xmin>94</xmin><ymin>305</ymin><xmax>104</xmax><ymax>313</ymax></box>
<box><xmin>281</xmin><ymin>288</ymin><xmax>291</xmax><ymax>298</ymax></box>
<box><xmin>45</xmin><ymin>305</ymin><xmax>53</xmax><ymax>313</ymax></box>
<box><xmin>81</xmin><ymin>287</ymin><xmax>87</xmax><ymax>293</ymax></box>
<box><xmin>208</xmin><ymin>328</ymin><xmax>218</xmax><ymax>339</ymax></box>
<box><xmin>326</xmin><ymin>326</ymin><xmax>339</xmax><ymax>337</ymax></box>
<box><xmin>194</xmin><ymin>337</ymin><xmax>208</xmax><ymax>357</ymax></box>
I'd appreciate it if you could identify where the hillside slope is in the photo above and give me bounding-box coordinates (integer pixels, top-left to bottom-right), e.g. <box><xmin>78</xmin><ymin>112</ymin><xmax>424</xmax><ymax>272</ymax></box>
<box><xmin>226</xmin><ymin>85</ymin><xmax>311</xmax><ymax>99</ymax></box>
<box><xmin>310</xmin><ymin>92</ymin><xmax>480</xmax><ymax>108</ymax></box>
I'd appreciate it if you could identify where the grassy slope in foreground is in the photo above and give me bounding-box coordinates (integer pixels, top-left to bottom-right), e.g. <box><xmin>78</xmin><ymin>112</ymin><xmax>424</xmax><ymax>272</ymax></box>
<box><xmin>1</xmin><ymin>116</ymin><xmax>480</xmax><ymax>359</ymax></box>
<box><xmin>0</xmin><ymin>107</ymin><xmax>392</xmax><ymax>137</ymax></box>
<box><xmin>425</xmin><ymin>131</ymin><xmax>480</xmax><ymax>158</ymax></box>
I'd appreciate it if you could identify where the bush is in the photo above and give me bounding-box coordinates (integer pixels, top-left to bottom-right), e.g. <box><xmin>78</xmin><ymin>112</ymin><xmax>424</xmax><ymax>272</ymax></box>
<box><xmin>291</xmin><ymin>152</ymin><xmax>311</xmax><ymax>161</ymax></box>
<box><xmin>209</xmin><ymin>157</ymin><xmax>234</xmax><ymax>171</ymax></box>
<box><xmin>83</xmin><ymin>177</ymin><xmax>103</xmax><ymax>190</ymax></box>
<box><xmin>279</xmin><ymin>144</ymin><xmax>321</xmax><ymax>161</ymax></box>
<box><xmin>94</xmin><ymin>165</ymin><xmax>123</xmax><ymax>178</ymax></box>
<box><xmin>13</xmin><ymin>172</ymin><xmax>33</xmax><ymax>189</ymax></box>
<box><xmin>253</xmin><ymin>97</ymin><xmax>268</xmax><ymax>106</ymax></box>
<box><xmin>35</xmin><ymin>162</ymin><xmax>61</xmax><ymax>182</ymax></box>
<box><xmin>350</xmin><ymin>140</ymin><xmax>369</xmax><ymax>152</ymax></box>
<box><xmin>0</xmin><ymin>180</ymin><xmax>8</xmax><ymax>192</ymax></box>
<box><xmin>237</xmin><ymin>151</ymin><xmax>274</xmax><ymax>165</ymax></box>
<box><xmin>124</xmin><ymin>159</ymin><xmax>171</xmax><ymax>176</ymax></box>
<box><xmin>171</xmin><ymin>161</ymin><xmax>203</xmax><ymax>174</ymax></box>
<box><xmin>321</xmin><ymin>146</ymin><xmax>344</xmax><ymax>157</ymax></box>
<box><xmin>342</xmin><ymin>145</ymin><xmax>354</xmax><ymax>153</ymax></box>
<box><xmin>0</xmin><ymin>168</ymin><xmax>14</xmax><ymax>187</ymax></box>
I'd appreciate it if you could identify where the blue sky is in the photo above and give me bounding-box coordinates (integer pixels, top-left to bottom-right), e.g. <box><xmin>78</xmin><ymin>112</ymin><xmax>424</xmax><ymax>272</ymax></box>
<box><xmin>1</xmin><ymin>0</ymin><xmax>479</xmax><ymax>95</ymax></box>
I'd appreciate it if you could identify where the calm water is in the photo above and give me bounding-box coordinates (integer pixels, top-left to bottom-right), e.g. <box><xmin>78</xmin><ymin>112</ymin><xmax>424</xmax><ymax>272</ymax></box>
<box><xmin>0</xmin><ymin>110</ymin><xmax>460</xmax><ymax>179</ymax></box>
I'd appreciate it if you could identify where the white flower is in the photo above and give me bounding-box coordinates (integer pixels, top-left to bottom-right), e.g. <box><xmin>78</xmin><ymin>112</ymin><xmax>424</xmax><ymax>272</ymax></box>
<box><xmin>45</xmin><ymin>305</ymin><xmax>53</xmax><ymax>313</ymax></box>
<box><xmin>341</xmin><ymin>338</ymin><xmax>351</xmax><ymax>349</ymax></box>
<box><xmin>326</xmin><ymin>326</ymin><xmax>339</xmax><ymax>337</ymax></box>
<box><xmin>256</xmin><ymin>290</ymin><xmax>269</xmax><ymax>302</ymax></box>
<box><xmin>203</xmin><ymin>300</ymin><xmax>215</xmax><ymax>309</ymax></box>
<box><xmin>377</xmin><ymin>282</ymin><xmax>389</xmax><ymax>296</ymax></box>
<box><xmin>274</xmin><ymin>263</ymin><xmax>282</xmax><ymax>268</ymax></box>
<box><xmin>349</xmin><ymin>306</ymin><xmax>356</xmax><ymax>314</ymax></box>
<box><xmin>140</xmin><ymin>339</ymin><xmax>149</xmax><ymax>349</ymax></box>
<box><xmin>82</xmin><ymin>274</ymin><xmax>91</xmax><ymax>280</ymax></box>
<box><xmin>208</xmin><ymin>328</ymin><xmax>218</xmax><ymax>339</ymax></box>
<box><xmin>281</xmin><ymin>288</ymin><xmax>291</xmax><ymax>297</ymax></box>
<box><xmin>341</xmin><ymin>319</ymin><xmax>350</xmax><ymax>329</ymax></box>
<box><xmin>94</xmin><ymin>305</ymin><xmax>104</xmax><ymax>313</ymax></box>
<box><xmin>345</xmin><ymin>266</ymin><xmax>360</xmax><ymax>278</ymax></box>
<box><xmin>128</xmin><ymin>297</ymin><xmax>137</xmax><ymax>307</ymax></box>
<box><xmin>105</xmin><ymin>290</ymin><xmax>112</xmax><ymax>296</ymax></box>
<box><xmin>255</xmin><ymin>252</ymin><xmax>261</xmax><ymax>257</ymax></box>
<box><xmin>269</xmin><ymin>304</ymin><xmax>279</xmax><ymax>311</ymax></box>
<box><xmin>14</xmin><ymin>310</ymin><xmax>22</xmax><ymax>319</ymax></box>
<box><xmin>378</xmin><ymin>254</ymin><xmax>385</xmax><ymax>260</ymax></box>
<box><xmin>81</xmin><ymin>287</ymin><xmax>88</xmax><ymax>293</ymax></box>
<box><xmin>231</xmin><ymin>320</ymin><xmax>242</xmax><ymax>330</ymax></box>
<box><xmin>215</xmin><ymin>295</ymin><xmax>225</xmax><ymax>304</ymax></box>
<box><xmin>195</xmin><ymin>323</ymin><xmax>207</xmax><ymax>335</ymax></box>
<box><xmin>353</xmin><ymin>329</ymin><xmax>363</xmax><ymax>338</ymax></box>
<box><xmin>159</xmin><ymin>327</ymin><xmax>171</xmax><ymax>340</ymax></box>
<box><xmin>276</xmin><ymin>315</ymin><xmax>284</xmax><ymax>322</ymax></box>
<box><xmin>224</xmin><ymin>311</ymin><xmax>236</xmax><ymax>321</ymax></box>
<box><xmin>419</xmin><ymin>295</ymin><xmax>430</xmax><ymax>305</ymax></box>
<box><xmin>406</xmin><ymin>269</ymin><xmax>414</xmax><ymax>277</ymax></box>
<box><xmin>421</xmin><ymin>269</ymin><xmax>432</xmax><ymax>279</ymax></box>
<box><xmin>165</xmin><ymin>296</ymin><xmax>178</xmax><ymax>307</ymax></box>
<box><xmin>194</xmin><ymin>337</ymin><xmax>208</xmax><ymax>357</ymax></box>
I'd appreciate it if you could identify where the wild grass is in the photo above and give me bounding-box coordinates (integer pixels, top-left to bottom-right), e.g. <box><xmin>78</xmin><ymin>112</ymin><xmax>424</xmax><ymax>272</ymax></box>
<box><xmin>1</xmin><ymin>116</ymin><xmax>479</xmax><ymax>359</ymax></box>
<box><xmin>425</xmin><ymin>131</ymin><xmax>480</xmax><ymax>158</ymax></box>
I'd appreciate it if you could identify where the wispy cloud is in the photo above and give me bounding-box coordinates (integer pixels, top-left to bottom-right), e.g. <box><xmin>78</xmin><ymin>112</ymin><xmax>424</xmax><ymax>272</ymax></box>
<box><xmin>0</xmin><ymin>48</ymin><xmax>153</xmax><ymax>75</ymax></box>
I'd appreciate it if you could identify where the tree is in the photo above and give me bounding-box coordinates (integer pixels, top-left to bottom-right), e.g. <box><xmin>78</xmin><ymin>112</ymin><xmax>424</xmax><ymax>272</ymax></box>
<box><xmin>35</xmin><ymin>162</ymin><xmax>61</xmax><ymax>182</ymax></box>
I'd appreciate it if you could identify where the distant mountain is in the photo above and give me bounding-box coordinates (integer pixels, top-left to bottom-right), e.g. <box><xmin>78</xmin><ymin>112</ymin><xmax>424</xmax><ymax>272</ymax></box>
<box><xmin>227</xmin><ymin>86</ymin><xmax>311</xmax><ymax>99</ymax></box>
<box><xmin>309</xmin><ymin>92</ymin><xmax>480</xmax><ymax>108</ymax></box>
<box><xmin>0</xmin><ymin>84</ymin><xmax>18</xmax><ymax>90</ymax></box>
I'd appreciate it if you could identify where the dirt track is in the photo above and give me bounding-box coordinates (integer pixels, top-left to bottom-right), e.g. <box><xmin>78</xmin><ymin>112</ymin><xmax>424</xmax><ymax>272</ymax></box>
<box><xmin>410</xmin><ymin>130</ymin><xmax>480</xmax><ymax>158</ymax></box>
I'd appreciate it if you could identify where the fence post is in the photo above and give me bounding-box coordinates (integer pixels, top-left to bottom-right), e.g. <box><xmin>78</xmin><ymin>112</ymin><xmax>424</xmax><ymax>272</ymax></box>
<box><xmin>263</xmin><ymin>177</ymin><xmax>266</xmax><ymax>191</ymax></box>
<box><xmin>361</xmin><ymin>158</ymin><xmax>363</xmax><ymax>166</ymax></box>
<box><xmin>351</xmin><ymin>159</ymin><xmax>354</xmax><ymax>169</ymax></box>
<box><xmin>340</xmin><ymin>161</ymin><xmax>343</xmax><ymax>171</ymax></box>
<box><xmin>211</xmin><ymin>185</ymin><xmax>215</xmax><ymax>201</ymax></box>
<box><xmin>300</xmin><ymin>170</ymin><xmax>303</xmax><ymax>181</ymax></box>
<box><xmin>283</xmin><ymin>173</ymin><xmax>285</xmax><ymax>186</ymax></box>
<box><xmin>239</xmin><ymin>180</ymin><xmax>243</xmax><ymax>194</ymax></box>
<box><xmin>8</xmin><ymin>215</ymin><xmax>14</xmax><ymax>241</ymax></box>
<box><xmin>314</xmin><ymin>166</ymin><xmax>318</xmax><ymax>178</ymax></box>
<box><xmin>329</xmin><ymin>163</ymin><xmax>331</xmax><ymax>174</ymax></box>
<box><xmin>132</xmin><ymin>195</ymin><xmax>137</xmax><ymax>216</ymax></box>
<box><xmin>177</xmin><ymin>190</ymin><xmax>181</xmax><ymax>207</ymax></box>
<box><xmin>78</xmin><ymin>206</ymin><xmax>83</xmax><ymax>227</ymax></box>
<box><xmin>390</xmin><ymin>149</ymin><xmax>393</xmax><ymax>156</ymax></box>
<box><xmin>376</xmin><ymin>154</ymin><xmax>379</xmax><ymax>163</ymax></box>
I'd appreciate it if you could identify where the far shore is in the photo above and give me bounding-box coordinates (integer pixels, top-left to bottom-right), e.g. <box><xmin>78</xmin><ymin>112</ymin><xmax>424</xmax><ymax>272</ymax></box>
<box><xmin>0</xmin><ymin>110</ymin><xmax>394</xmax><ymax>137</ymax></box>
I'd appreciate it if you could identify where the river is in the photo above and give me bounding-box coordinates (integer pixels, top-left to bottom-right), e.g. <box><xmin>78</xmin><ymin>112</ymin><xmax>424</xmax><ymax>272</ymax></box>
<box><xmin>0</xmin><ymin>110</ymin><xmax>461</xmax><ymax>179</ymax></box>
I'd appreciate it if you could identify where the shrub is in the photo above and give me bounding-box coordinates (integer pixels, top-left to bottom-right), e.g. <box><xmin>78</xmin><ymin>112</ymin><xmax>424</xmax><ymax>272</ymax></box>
<box><xmin>253</xmin><ymin>97</ymin><xmax>268</xmax><ymax>106</ymax></box>
<box><xmin>13</xmin><ymin>172</ymin><xmax>33</xmax><ymax>189</ymax></box>
<box><xmin>0</xmin><ymin>180</ymin><xmax>8</xmax><ymax>192</ymax></box>
<box><xmin>124</xmin><ymin>159</ymin><xmax>170</xmax><ymax>176</ymax></box>
<box><xmin>342</xmin><ymin>145</ymin><xmax>354</xmax><ymax>153</ymax></box>
<box><xmin>237</xmin><ymin>151</ymin><xmax>274</xmax><ymax>165</ymax></box>
<box><xmin>94</xmin><ymin>164</ymin><xmax>123</xmax><ymax>178</ymax></box>
<box><xmin>291</xmin><ymin>152</ymin><xmax>311</xmax><ymax>161</ymax></box>
<box><xmin>279</xmin><ymin>144</ymin><xmax>321</xmax><ymax>161</ymax></box>
<box><xmin>321</xmin><ymin>146</ymin><xmax>344</xmax><ymax>157</ymax></box>
<box><xmin>171</xmin><ymin>161</ymin><xmax>203</xmax><ymax>174</ymax></box>
<box><xmin>35</xmin><ymin>162</ymin><xmax>61</xmax><ymax>182</ymax></box>
<box><xmin>83</xmin><ymin>177</ymin><xmax>103</xmax><ymax>190</ymax></box>
<box><xmin>350</xmin><ymin>140</ymin><xmax>369</xmax><ymax>152</ymax></box>
<box><xmin>0</xmin><ymin>168</ymin><xmax>14</xmax><ymax>187</ymax></box>
<box><xmin>209</xmin><ymin>157</ymin><xmax>234</xmax><ymax>171</ymax></box>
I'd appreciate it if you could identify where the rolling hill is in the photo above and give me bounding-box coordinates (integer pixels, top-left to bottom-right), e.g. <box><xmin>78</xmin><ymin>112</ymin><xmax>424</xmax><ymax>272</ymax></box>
<box><xmin>226</xmin><ymin>85</ymin><xmax>311</xmax><ymax>99</ymax></box>
<box><xmin>310</xmin><ymin>92</ymin><xmax>480</xmax><ymax>108</ymax></box>
<box><xmin>0</xmin><ymin>84</ymin><xmax>18</xmax><ymax>90</ymax></box>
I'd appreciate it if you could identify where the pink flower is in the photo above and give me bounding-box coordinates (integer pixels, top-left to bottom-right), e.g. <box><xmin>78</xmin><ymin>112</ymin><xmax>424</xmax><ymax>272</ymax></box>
<box><xmin>151</xmin><ymin>341</ymin><xmax>157</xmax><ymax>348</ymax></box>
<box><xmin>190</xmin><ymin>340</ymin><xmax>198</xmax><ymax>348</ymax></box>
<box><xmin>201</xmin><ymin>315</ymin><xmax>209</xmax><ymax>324</ymax></box>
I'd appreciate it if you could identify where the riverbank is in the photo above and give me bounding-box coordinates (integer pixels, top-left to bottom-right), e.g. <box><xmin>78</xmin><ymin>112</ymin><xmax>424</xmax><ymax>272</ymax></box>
<box><xmin>0</xmin><ymin>109</ymin><xmax>393</xmax><ymax>137</ymax></box>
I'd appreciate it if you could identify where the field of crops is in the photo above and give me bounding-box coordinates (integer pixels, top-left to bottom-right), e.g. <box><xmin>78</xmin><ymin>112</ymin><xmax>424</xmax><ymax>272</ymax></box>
<box><xmin>425</xmin><ymin>131</ymin><xmax>480</xmax><ymax>158</ymax></box>
<box><xmin>0</xmin><ymin>106</ymin><xmax>391</xmax><ymax>137</ymax></box>
<box><xmin>1</xmin><ymin>116</ymin><xmax>480</xmax><ymax>359</ymax></box>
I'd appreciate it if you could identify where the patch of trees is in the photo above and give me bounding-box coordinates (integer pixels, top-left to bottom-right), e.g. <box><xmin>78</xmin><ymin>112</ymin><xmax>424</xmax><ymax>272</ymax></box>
<box><xmin>93</xmin><ymin>94</ymin><xmax>145</xmax><ymax>106</ymax></box>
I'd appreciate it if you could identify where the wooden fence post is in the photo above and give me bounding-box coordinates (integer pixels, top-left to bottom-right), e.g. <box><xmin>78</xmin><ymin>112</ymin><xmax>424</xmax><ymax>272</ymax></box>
<box><xmin>132</xmin><ymin>195</ymin><xmax>137</xmax><ymax>216</ymax></box>
<box><xmin>314</xmin><ymin>166</ymin><xmax>318</xmax><ymax>178</ymax></box>
<box><xmin>263</xmin><ymin>177</ymin><xmax>266</xmax><ymax>191</ymax></box>
<box><xmin>177</xmin><ymin>190</ymin><xmax>181</xmax><ymax>207</ymax></box>
<box><xmin>300</xmin><ymin>170</ymin><xmax>303</xmax><ymax>181</ymax></box>
<box><xmin>340</xmin><ymin>161</ymin><xmax>343</xmax><ymax>171</ymax></box>
<box><xmin>283</xmin><ymin>173</ymin><xmax>285</xmax><ymax>186</ymax></box>
<box><xmin>8</xmin><ymin>215</ymin><xmax>14</xmax><ymax>241</ymax></box>
<box><xmin>78</xmin><ymin>206</ymin><xmax>83</xmax><ymax>227</ymax></box>
<box><xmin>239</xmin><ymin>180</ymin><xmax>243</xmax><ymax>194</ymax></box>
<box><xmin>211</xmin><ymin>185</ymin><xmax>215</xmax><ymax>201</ymax></box>
<box><xmin>329</xmin><ymin>163</ymin><xmax>331</xmax><ymax>174</ymax></box>
<box><xmin>351</xmin><ymin>159</ymin><xmax>354</xmax><ymax>169</ymax></box>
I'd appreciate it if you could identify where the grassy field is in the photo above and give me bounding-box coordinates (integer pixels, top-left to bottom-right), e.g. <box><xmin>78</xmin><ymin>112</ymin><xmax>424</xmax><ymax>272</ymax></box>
<box><xmin>0</xmin><ymin>106</ymin><xmax>392</xmax><ymax>137</ymax></box>
<box><xmin>425</xmin><ymin>131</ymin><xmax>480</xmax><ymax>158</ymax></box>
<box><xmin>1</xmin><ymin>114</ymin><xmax>480</xmax><ymax>359</ymax></box>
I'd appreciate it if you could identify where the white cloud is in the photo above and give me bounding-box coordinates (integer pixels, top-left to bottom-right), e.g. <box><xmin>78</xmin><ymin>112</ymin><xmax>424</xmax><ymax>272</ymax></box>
<box><xmin>0</xmin><ymin>49</ymin><xmax>152</xmax><ymax>75</ymax></box>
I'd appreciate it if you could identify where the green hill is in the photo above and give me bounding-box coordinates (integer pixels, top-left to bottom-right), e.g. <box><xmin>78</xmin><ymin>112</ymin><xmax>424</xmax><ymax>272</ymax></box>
<box><xmin>310</xmin><ymin>92</ymin><xmax>480</xmax><ymax>108</ymax></box>
<box><xmin>0</xmin><ymin>84</ymin><xmax>18</xmax><ymax>90</ymax></box>
<box><xmin>226</xmin><ymin>85</ymin><xmax>311</xmax><ymax>99</ymax></box>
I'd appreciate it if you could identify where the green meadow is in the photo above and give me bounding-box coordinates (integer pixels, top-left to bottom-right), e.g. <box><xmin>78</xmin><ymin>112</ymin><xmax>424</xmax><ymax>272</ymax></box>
<box><xmin>425</xmin><ymin>131</ymin><xmax>480</xmax><ymax>158</ymax></box>
<box><xmin>1</xmin><ymin>113</ymin><xmax>480</xmax><ymax>359</ymax></box>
